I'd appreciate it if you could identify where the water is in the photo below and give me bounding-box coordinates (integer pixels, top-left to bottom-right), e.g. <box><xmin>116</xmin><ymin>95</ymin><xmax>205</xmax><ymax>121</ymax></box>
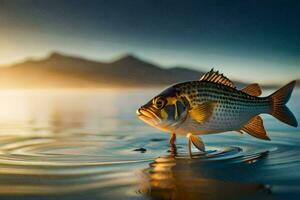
<box><xmin>0</xmin><ymin>88</ymin><xmax>299</xmax><ymax>200</ymax></box>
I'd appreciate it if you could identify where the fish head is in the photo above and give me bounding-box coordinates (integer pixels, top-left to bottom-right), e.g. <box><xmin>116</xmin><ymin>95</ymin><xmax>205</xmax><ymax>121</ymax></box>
<box><xmin>137</xmin><ymin>86</ymin><xmax>189</xmax><ymax>131</ymax></box>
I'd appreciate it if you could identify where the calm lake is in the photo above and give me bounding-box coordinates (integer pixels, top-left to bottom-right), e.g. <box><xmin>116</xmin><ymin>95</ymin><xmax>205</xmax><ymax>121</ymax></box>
<box><xmin>0</xmin><ymin>88</ymin><xmax>299</xmax><ymax>200</ymax></box>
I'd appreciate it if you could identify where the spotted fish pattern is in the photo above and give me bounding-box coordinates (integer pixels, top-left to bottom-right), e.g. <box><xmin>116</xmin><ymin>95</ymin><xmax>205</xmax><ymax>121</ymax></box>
<box><xmin>137</xmin><ymin>69</ymin><xmax>298</xmax><ymax>155</ymax></box>
<box><xmin>173</xmin><ymin>81</ymin><xmax>269</xmax><ymax>135</ymax></box>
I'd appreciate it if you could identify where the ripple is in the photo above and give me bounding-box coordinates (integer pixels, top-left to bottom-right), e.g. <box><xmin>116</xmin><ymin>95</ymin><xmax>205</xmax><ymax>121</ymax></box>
<box><xmin>0</xmin><ymin>130</ymin><xmax>298</xmax><ymax>199</ymax></box>
<box><xmin>138</xmin><ymin>145</ymin><xmax>275</xmax><ymax>200</ymax></box>
<box><xmin>0</xmin><ymin>135</ymin><xmax>154</xmax><ymax>198</ymax></box>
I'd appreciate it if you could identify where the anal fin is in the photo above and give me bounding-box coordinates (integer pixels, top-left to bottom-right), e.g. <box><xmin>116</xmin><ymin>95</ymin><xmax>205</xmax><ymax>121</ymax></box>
<box><xmin>241</xmin><ymin>116</ymin><xmax>270</xmax><ymax>140</ymax></box>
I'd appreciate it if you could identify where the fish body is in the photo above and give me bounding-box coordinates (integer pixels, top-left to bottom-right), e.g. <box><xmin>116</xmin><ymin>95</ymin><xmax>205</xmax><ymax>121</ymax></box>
<box><xmin>168</xmin><ymin>81</ymin><xmax>270</xmax><ymax>136</ymax></box>
<box><xmin>137</xmin><ymin>69</ymin><xmax>298</xmax><ymax>155</ymax></box>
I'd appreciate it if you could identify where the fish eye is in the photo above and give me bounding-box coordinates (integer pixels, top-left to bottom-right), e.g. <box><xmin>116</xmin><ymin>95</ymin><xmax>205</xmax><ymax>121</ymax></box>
<box><xmin>153</xmin><ymin>97</ymin><xmax>167</xmax><ymax>109</ymax></box>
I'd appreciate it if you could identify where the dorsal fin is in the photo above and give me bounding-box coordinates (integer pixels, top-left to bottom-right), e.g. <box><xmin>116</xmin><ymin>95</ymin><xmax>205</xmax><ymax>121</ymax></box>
<box><xmin>241</xmin><ymin>116</ymin><xmax>270</xmax><ymax>140</ymax></box>
<box><xmin>200</xmin><ymin>69</ymin><xmax>236</xmax><ymax>88</ymax></box>
<box><xmin>241</xmin><ymin>83</ymin><xmax>262</xmax><ymax>96</ymax></box>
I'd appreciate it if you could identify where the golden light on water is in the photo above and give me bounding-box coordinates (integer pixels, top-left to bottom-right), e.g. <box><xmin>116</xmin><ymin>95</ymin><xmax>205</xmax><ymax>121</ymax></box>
<box><xmin>0</xmin><ymin>89</ymin><xmax>126</xmax><ymax>136</ymax></box>
<box><xmin>0</xmin><ymin>90</ymin><xmax>29</xmax><ymax>122</ymax></box>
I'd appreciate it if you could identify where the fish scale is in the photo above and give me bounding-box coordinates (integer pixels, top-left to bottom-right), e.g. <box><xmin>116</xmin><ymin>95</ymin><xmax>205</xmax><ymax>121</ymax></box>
<box><xmin>137</xmin><ymin>69</ymin><xmax>298</xmax><ymax>156</ymax></box>
<box><xmin>173</xmin><ymin>81</ymin><xmax>271</xmax><ymax>135</ymax></box>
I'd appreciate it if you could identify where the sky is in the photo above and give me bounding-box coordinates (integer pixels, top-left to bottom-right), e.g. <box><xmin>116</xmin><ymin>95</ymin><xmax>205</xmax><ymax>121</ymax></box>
<box><xmin>0</xmin><ymin>0</ymin><xmax>299</xmax><ymax>84</ymax></box>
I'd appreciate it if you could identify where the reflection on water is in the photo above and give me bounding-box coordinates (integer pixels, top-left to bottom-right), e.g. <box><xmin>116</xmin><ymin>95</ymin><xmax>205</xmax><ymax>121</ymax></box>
<box><xmin>0</xmin><ymin>89</ymin><xmax>298</xmax><ymax>200</ymax></box>
<box><xmin>140</xmin><ymin>147</ymin><xmax>271</xmax><ymax>200</ymax></box>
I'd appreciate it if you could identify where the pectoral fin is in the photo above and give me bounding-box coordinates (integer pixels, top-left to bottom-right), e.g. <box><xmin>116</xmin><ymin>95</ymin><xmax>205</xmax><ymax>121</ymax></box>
<box><xmin>190</xmin><ymin>101</ymin><xmax>217</xmax><ymax>123</ymax></box>
<box><xmin>241</xmin><ymin>116</ymin><xmax>270</xmax><ymax>140</ymax></box>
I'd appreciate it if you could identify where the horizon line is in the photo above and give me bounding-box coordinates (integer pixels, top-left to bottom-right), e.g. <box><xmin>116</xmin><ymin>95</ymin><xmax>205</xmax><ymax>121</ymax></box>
<box><xmin>0</xmin><ymin>50</ymin><xmax>298</xmax><ymax>85</ymax></box>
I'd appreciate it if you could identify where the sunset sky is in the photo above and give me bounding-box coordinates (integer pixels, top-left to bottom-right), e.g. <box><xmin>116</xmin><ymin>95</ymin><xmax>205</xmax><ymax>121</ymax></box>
<box><xmin>0</xmin><ymin>0</ymin><xmax>299</xmax><ymax>84</ymax></box>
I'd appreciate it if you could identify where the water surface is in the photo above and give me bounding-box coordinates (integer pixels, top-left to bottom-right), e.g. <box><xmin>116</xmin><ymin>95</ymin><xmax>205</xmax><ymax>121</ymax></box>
<box><xmin>0</xmin><ymin>88</ymin><xmax>299</xmax><ymax>200</ymax></box>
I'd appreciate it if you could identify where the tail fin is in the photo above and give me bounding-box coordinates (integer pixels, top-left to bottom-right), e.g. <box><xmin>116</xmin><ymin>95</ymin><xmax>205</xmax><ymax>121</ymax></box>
<box><xmin>269</xmin><ymin>81</ymin><xmax>298</xmax><ymax>127</ymax></box>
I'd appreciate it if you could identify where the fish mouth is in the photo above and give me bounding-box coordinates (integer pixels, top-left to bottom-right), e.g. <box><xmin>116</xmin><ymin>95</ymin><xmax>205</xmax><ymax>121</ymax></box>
<box><xmin>136</xmin><ymin>107</ymin><xmax>161</xmax><ymax>122</ymax></box>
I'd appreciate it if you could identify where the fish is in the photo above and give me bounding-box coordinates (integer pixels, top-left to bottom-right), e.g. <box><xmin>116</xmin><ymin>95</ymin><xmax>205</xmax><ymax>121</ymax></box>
<box><xmin>136</xmin><ymin>69</ymin><xmax>298</xmax><ymax>157</ymax></box>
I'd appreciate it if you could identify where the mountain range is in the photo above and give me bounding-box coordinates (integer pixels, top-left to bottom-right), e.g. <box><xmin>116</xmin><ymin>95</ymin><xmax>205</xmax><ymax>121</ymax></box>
<box><xmin>0</xmin><ymin>52</ymin><xmax>294</xmax><ymax>89</ymax></box>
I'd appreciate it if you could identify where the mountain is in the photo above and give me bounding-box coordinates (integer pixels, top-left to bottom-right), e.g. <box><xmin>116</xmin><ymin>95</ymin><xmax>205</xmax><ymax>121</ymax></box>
<box><xmin>0</xmin><ymin>52</ymin><xmax>248</xmax><ymax>88</ymax></box>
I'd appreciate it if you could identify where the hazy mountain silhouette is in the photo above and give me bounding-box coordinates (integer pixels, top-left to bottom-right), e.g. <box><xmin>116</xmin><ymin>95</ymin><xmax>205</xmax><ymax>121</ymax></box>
<box><xmin>0</xmin><ymin>52</ymin><xmax>266</xmax><ymax>88</ymax></box>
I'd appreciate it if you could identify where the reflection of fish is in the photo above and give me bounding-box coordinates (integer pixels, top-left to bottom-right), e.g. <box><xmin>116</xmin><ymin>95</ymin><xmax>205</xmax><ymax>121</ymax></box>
<box><xmin>137</xmin><ymin>69</ymin><xmax>298</xmax><ymax>156</ymax></box>
<box><xmin>139</xmin><ymin>153</ymin><xmax>271</xmax><ymax>200</ymax></box>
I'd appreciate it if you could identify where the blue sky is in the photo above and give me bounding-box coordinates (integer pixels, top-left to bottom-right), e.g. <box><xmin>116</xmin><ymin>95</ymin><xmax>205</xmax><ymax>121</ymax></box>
<box><xmin>0</xmin><ymin>0</ymin><xmax>299</xmax><ymax>84</ymax></box>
